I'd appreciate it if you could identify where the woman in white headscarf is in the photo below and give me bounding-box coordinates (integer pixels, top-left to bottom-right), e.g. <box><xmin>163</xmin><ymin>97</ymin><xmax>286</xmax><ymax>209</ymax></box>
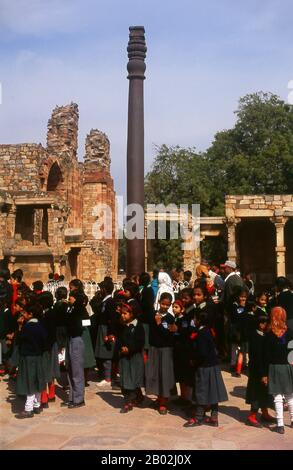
<box><xmin>154</xmin><ymin>272</ymin><xmax>175</xmax><ymax>314</ymax></box>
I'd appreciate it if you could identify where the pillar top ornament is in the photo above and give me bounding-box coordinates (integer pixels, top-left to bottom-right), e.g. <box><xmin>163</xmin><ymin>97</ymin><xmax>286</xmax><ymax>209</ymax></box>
<box><xmin>270</xmin><ymin>215</ymin><xmax>289</xmax><ymax>226</ymax></box>
<box><xmin>225</xmin><ymin>216</ymin><xmax>241</xmax><ymax>226</ymax></box>
<box><xmin>127</xmin><ymin>26</ymin><xmax>147</xmax><ymax>80</ymax></box>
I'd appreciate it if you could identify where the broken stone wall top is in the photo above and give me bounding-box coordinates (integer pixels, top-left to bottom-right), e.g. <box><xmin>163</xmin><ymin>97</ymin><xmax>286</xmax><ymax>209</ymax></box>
<box><xmin>84</xmin><ymin>129</ymin><xmax>110</xmax><ymax>173</ymax></box>
<box><xmin>47</xmin><ymin>102</ymin><xmax>79</xmax><ymax>163</ymax></box>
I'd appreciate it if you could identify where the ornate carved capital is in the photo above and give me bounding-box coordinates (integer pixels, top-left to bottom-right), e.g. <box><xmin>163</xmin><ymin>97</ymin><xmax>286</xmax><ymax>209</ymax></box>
<box><xmin>225</xmin><ymin>217</ymin><xmax>241</xmax><ymax>227</ymax></box>
<box><xmin>127</xmin><ymin>27</ymin><xmax>147</xmax><ymax>80</ymax></box>
<box><xmin>270</xmin><ymin>216</ymin><xmax>289</xmax><ymax>227</ymax></box>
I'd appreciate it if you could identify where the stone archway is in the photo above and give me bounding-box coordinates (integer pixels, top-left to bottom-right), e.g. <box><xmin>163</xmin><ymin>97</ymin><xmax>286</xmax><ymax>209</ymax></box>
<box><xmin>47</xmin><ymin>162</ymin><xmax>63</xmax><ymax>192</ymax></box>
<box><xmin>237</xmin><ymin>218</ymin><xmax>276</xmax><ymax>288</ymax></box>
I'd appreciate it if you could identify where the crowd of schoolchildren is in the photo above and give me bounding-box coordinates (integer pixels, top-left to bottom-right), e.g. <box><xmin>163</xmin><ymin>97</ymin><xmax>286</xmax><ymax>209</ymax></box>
<box><xmin>0</xmin><ymin>261</ymin><xmax>293</xmax><ymax>434</ymax></box>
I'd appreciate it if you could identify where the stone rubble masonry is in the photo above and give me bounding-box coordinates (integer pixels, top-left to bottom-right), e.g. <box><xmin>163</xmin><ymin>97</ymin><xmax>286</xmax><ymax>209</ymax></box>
<box><xmin>0</xmin><ymin>103</ymin><xmax>118</xmax><ymax>284</ymax></box>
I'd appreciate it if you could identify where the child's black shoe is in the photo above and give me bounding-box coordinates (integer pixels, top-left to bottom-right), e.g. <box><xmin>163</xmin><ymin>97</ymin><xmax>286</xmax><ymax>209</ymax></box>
<box><xmin>16</xmin><ymin>411</ymin><xmax>34</xmax><ymax>419</ymax></box>
<box><xmin>120</xmin><ymin>403</ymin><xmax>133</xmax><ymax>414</ymax></box>
<box><xmin>33</xmin><ymin>407</ymin><xmax>42</xmax><ymax>414</ymax></box>
<box><xmin>204</xmin><ymin>416</ymin><xmax>219</xmax><ymax>427</ymax></box>
<box><xmin>183</xmin><ymin>418</ymin><xmax>202</xmax><ymax>427</ymax></box>
<box><xmin>270</xmin><ymin>425</ymin><xmax>285</xmax><ymax>434</ymax></box>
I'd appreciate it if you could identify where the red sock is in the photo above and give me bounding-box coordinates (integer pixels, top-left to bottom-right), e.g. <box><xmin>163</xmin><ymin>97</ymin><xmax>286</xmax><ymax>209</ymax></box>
<box><xmin>143</xmin><ymin>351</ymin><xmax>148</xmax><ymax>364</ymax></box>
<box><xmin>41</xmin><ymin>389</ymin><xmax>48</xmax><ymax>404</ymax></box>
<box><xmin>158</xmin><ymin>396</ymin><xmax>167</xmax><ymax>408</ymax></box>
<box><xmin>48</xmin><ymin>382</ymin><xmax>55</xmax><ymax>399</ymax></box>
<box><xmin>247</xmin><ymin>412</ymin><xmax>258</xmax><ymax>424</ymax></box>
<box><xmin>236</xmin><ymin>354</ymin><xmax>243</xmax><ymax>374</ymax></box>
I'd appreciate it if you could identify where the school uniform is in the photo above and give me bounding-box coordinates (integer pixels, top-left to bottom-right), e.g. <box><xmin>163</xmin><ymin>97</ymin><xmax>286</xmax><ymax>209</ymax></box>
<box><xmin>230</xmin><ymin>302</ymin><xmax>254</xmax><ymax>354</ymax></box>
<box><xmin>95</xmin><ymin>295</ymin><xmax>119</xmax><ymax>382</ymax></box>
<box><xmin>54</xmin><ymin>300</ymin><xmax>69</xmax><ymax>350</ymax></box>
<box><xmin>246</xmin><ymin>329</ymin><xmax>271</xmax><ymax>410</ymax></box>
<box><xmin>263</xmin><ymin>329</ymin><xmax>293</xmax><ymax>396</ymax></box>
<box><xmin>118</xmin><ymin>319</ymin><xmax>145</xmax><ymax>404</ymax></box>
<box><xmin>67</xmin><ymin>302</ymin><xmax>85</xmax><ymax>404</ymax></box>
<box><xmin>41</xmin><ymin>307</ymin><xmax>60</xmax><ymax>383</ymax></box>
<box><xmin>81</xmin><ymin>308</ymin><xmax>96</xmax><ymax>369</ymax></box>
<box><xmin>277</xmin><ymin>290</ymin><xmax>293</xmax><ymax>330</ymax></box>
<box><xmin>139</xmin><ymin>286</ymin><xmax>155</xmax><ymax>350</ymax></box>
<box><xmin>145</xmin><ymin>311</ymin><xmax>175</xmax><ymax>398</ymax></box>
<box><xmin>0</xmin><ymin>305</ymin><xmax>17</xmax><ymax>366</ymax></box>
<box><xmin>16</xmin><ymin>319</ymin><xmax>47</xmax><ymax>412</ymax></box>
<box><xmin>190</xmin><ymin>326</ymin><xmax>228</xmax><ymax>419</ymax></box>
<box><xmin>173</xmin><ymin>312</ymin><xmax>194</xmax><ymax>386</ymax></box>
<box><xmin>263</xmin><ymin>329</ymin><xmax>293</xmax><ymax>427</ymax></box>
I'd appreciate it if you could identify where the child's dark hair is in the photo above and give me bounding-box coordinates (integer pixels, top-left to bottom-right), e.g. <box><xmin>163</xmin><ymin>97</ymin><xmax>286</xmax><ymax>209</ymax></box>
<box><xmin>122</xmin><ymin>277</ymin><xmax>132</xmax><ymax>289</ymax></box>
<box><xmin>255</xmin><ymin>313</ymin><xmax>269</xmax><ymax>328</ymax></box>
<box><xmin>69</xmin><ymin>278</ymin><xmax>84</xmax><ymax>292</ymax></box>
<box><xmin>180</xmin><ymin>287</ymin><xmax>194</xmax><ymax>298</ymax></box>
<box><xmin>55</xmin><ymin>286</ymin><xmax>68</xmax><ymax>301</ymax></box>
<box><xmin>99</xmin><ymin>279</ymin><xmax>114</xmax><ymax>295</ymax></box>
<box><xmin>25</xmin><ymin>303</ymin><xmax>43</xmax><ymax>320</ymax></box>
<box><xmin>38</xmin><ymin>291</ymin><xmax>54</xmax><ymax>309</ymax></box>
<box><xmin>193</xmin><ymin>283</ymin><xmax>209</xmax><ymax>299</ymax></box>
<box><xmin>11</xmin><ymin>269</ymin><xmax>23</xmax><ymax>282</ymax></box>
<box><xmin>159</xmin><ymin>292</ymin><xmax>173</xmax><ymax>303</ymax></box>
<box><xmin>233</xmin><ymin>286</ymin><xmax>248</xmax><ymax>302</ymax></box>
<box><xmin>184</xmin><ymin>270</ymin><xmax>192</xmax><ymax>279</ymax></box>
<box><xmin>124</xmin><ymin>281</ymin><xmax>139</xmax><ymax>298</ymax></box>
<box><xmin>69</xmin><ymin>290</ymin><xmax>88</xmax><ymax>306</ymax></box>
<box><xmin>196</xmin><ymin>310</ymin><xmax>210</xmax><ymax>327</ymax></box>
<box><xmin>32</xmin><ymin>280</ymin><xmax>44</xmax><ymax>291</ymax></box>
<box><xmin>275</xmin><ymin>276</ymin><xmax>292</xmax><ymax>292</ymax></box>
<box><xmin>255</xmin><ymin>291</ymin><xmax>268</xmax><ymax>300</ymax></box>
<box><xmin>139</xmin><ymin>272</ymin><xmax>151</xmax><ymax>287</ymax></box>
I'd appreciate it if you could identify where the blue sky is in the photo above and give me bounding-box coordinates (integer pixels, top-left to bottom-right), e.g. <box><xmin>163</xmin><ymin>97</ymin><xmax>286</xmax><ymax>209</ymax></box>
<box><xmin>0</xmin><ymin>0</ymin><xmax>293</xmax><ymax>202</ymax></box>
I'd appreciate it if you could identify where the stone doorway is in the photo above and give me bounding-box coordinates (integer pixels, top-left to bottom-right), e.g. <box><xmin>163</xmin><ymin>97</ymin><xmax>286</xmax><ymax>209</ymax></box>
<box><xmin>237</xmin><ymin>218</ymin><xmax>276</xmax><ymax>288</ymax></box>
<box><xmin>68</xmin><ymin>248</ymin><xmax>80</xmax><ymax>278</ymax></box>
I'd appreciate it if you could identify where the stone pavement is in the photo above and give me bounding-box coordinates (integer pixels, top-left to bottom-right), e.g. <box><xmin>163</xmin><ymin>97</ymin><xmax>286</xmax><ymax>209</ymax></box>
<box><xmin>1</xmin><ymin>369</ymin><xmax>293</xmax><ymax>450</ymax></box>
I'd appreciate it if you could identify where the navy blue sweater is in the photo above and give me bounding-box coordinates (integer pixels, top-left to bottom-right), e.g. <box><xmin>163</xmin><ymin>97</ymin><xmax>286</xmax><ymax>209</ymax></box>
<box><xmin>18</xmin><ymin>320</ymin><xmax>47</xmax><ymax>356</ymax></box>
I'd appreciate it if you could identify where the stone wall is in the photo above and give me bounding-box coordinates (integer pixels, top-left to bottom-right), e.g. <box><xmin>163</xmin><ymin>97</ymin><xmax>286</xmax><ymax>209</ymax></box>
<box><xmin>226</xmin><ymin>195</ymin><xmax>293</xmax><ymax>218</ymax></box>
<box><xmin>0</xmin><ymin>144</ymin><xmax>45</xmax><ymax>192</ymax></box>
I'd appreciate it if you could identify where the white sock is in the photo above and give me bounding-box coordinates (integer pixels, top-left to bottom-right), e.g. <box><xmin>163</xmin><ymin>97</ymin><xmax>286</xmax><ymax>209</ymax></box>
<box><xmin>285</xmin><ymin>394</ymin><xmax>293</xmax><ymax>423</ymax></box>
<box><xmin>274</xmin><ymin>394</ymin><xmax>284</xmax><ymax>427</ymax></box>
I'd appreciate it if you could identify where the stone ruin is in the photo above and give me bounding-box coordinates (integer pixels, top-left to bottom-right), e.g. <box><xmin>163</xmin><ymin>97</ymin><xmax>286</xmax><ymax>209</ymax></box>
<box><xmin>0</xmin><ymin>103</ymin><xmax>118</xmax><ymax>283</ymax></box>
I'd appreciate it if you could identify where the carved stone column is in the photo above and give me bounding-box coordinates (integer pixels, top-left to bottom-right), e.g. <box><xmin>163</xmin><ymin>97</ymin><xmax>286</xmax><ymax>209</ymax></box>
<box><xmin>6</xmin><ymin>204</ymin><xmax>17</xmax><ymax>239</ymax></box>
<box><xmin>226</xmin><ymin>217</ymin><xmax>241</xmax><ymax>263</ymax></box>
<box><xmin>270</xmin><ymin>216</ymin><xmax>288</xmax><ymax>277</ymax></box>
<box><xmin>33</xmin><ymin>208</ymin><xmax>43</xmax><ymax>245</ymax></box>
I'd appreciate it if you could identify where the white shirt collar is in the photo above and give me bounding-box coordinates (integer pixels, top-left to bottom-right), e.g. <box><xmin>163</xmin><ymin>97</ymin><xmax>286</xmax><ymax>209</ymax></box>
<box><xmin>103</xmin><ymin>294</ymin><xmax>112</xmax><ymax>302</ymax></box>
<box><xmin>225</xmin><ymin>272</ymin><xmax>239</xmax><ymax>283</ymax></box>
